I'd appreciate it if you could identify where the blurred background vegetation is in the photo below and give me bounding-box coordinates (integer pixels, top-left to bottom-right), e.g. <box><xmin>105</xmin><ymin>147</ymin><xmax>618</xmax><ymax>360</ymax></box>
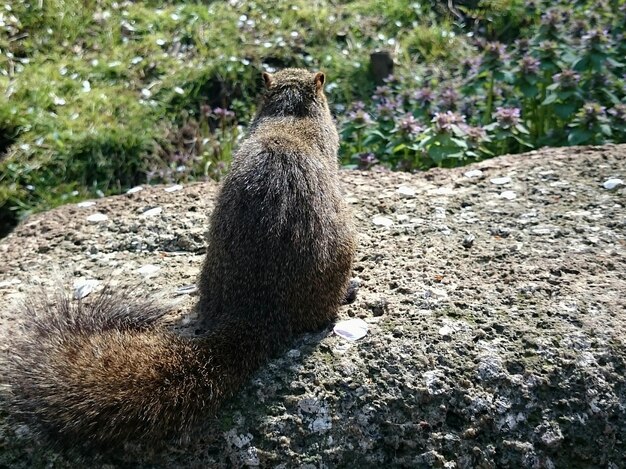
<box><xmin>1</xmin><ymin>0</ymin><xmax>625</xmax><ymax>236</ymax></box>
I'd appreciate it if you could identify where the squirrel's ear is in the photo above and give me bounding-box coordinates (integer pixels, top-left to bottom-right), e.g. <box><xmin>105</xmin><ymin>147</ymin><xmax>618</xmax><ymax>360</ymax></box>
<box><xmin>262</xmin><ymin>72</ymin><xmax>273</xmax><ymax>88</ymax></box>
<box><xmin>314</xmin><ymin>72</ymin><xmax>325</xmax><ymax>91</ymax></box>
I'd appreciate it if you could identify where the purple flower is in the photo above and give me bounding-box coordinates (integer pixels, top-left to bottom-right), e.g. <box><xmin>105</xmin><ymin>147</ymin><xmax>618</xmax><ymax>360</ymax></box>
<box><xmin>515</xmin><ymin>38</ymin><xmax>531</xmax><ymax>54</ymax></box>
<box><xmin>553</xmin><ymin>69</ymin><xmax>580</xmax><ymax>88</ymax></box>
<box><xmin>348</xmin><ymin>109</ymin><xmax>373</xmax><ymax>125</ymax></box>
<box><xmin>350</xmin><ymin>101</ymin><xmax>366</xmax><ymax>112</ymax></box>
<box><xmin>576</xmin><ymin>102</ymin><xmax>607</xmax><ymax>127</ymax></box>
<box><xmin>373</xmin><ymin>85</ymin><xmax>392</xmax><ymax>101</ymax></box>
<box><xmin>520</xmin><ymin>55</ymin><xmax>540</xmax><ymax>75</ymax></box>
<box><xmin>608</xmin><ymin>104</ymin><xmax>626</xmax><ymax>123</ymax></box>
<box><xmin>383</xmin><ymin>74</ymin><xmax>399</xmax><ymax>84</ymax></box>
<box><xmin>438</xmin><ymin>87</ymin><xmax>459</xmax><ymax>111</ymax></box>
<box><xmin>541</xmin><ymin>9</ymin><xmax>562</xmax><ymax>28</ymax></box>
<box><xmin>397</xmin><ymin>114</ymin><xmax>424</xmax><ymax>136</ymax></box>
<box><xmin>461</xmin><ymin>57</ymin><xmax>480</xmax><ymax>76</ymax></box>
<box><xmin>483</xmin><ymin>42</ymin><xmax>508</xmax><ymax>63</ymax></box>
<box><xmin>463</xmin><ymin>125</ymin><xmax>487</xmax><ymax>143</ymax></box>
<box><xmin>432</xmin><ymin>111</ymin><xmax>465</xmax><ymax>132</ymax></box>
<box><xmin>357</xmin><ymin>152</ymin><xmax>378</xmax><ymax>169</ymax></box>
<box><xmin>413</xmin><ymin>87</ymin><xmax>435</xmax><ymax>105</ymax></box>
<box><xmin>376</xmin><ymin>99</ymin><xmax>397</xmax><ymax>117</ymax></box>
<box><xmin>571</xmin><ymin>20</ymin><xmax>587</xmax><ymax>39</ymax></box>
<box><xmin>213</xmin><ymin>107</ymin><xmax>235</xmax><ymax>119</ymax></box>
<box><xmin>200</xmin><ymin>104</ymin><xmax>212</xmax><ymax>117</ymax></box>
<box><xmin>460</xmin><ymin>98</ymin><xmax>479</xmax><ymax>119</ymax></box>
<box><xmin>582</xmin><ymin>29</ymin><xmax>609</xmax><ymax>47</ymax></box>
<box><xmin>538</xmin><ymin>41</ymin><xmax>558</xmax><ymax>56</ymax></box>
<box><xmin>494</xmin><ymin>107</ymin><xmax>521</xmax><ymax>128</ymax></box>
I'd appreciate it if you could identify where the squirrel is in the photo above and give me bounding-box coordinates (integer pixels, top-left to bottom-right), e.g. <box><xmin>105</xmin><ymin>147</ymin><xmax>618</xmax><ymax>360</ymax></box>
<box><xmin>5</xmin><ymin>68</ymin><xmax>357</xmax><ymax>451</ymax></box>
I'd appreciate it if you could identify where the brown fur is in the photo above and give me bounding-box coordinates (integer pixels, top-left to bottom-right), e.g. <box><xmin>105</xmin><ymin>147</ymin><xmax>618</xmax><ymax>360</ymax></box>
<box><xmin>5</xmin><ymin>69</ymin><xmax>356</xmax><ymax>450</ymax></box>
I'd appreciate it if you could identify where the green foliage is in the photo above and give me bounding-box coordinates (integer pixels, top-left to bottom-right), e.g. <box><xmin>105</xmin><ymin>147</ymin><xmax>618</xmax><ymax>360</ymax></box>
<box><xmin>1</xmin><ymin>0</ymin><xmax>625</xmax><ymax>232</ymax></box>
<box><xmin>340</xmin><ymin>0</ymin><xmax>626</xmax><ymax>170</ymax></box>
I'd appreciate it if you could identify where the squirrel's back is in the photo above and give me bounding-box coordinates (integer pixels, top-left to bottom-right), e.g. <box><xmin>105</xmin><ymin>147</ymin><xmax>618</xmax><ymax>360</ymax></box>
<box><xmin>5</xmin><ymin>68</ymin><xmax>356</xmax><ymax>451</ymax></box>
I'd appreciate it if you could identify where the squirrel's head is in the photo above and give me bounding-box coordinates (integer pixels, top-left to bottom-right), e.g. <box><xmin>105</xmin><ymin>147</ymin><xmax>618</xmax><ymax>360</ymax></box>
<box><xmin>257</xmin><ymin>68</ymin><xmax>330</xmax><ymax>118</ymax></box>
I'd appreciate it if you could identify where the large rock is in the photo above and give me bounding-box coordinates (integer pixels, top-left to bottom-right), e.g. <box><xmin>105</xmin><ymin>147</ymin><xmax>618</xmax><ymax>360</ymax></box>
<box><xmin>1</xmin><ymin>145</ymin><xmax>625</xmax><ymax>468</ymax></box>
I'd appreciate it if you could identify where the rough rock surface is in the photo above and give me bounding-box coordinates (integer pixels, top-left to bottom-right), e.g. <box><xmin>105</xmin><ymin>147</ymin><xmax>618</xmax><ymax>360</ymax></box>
<box><xmin>0</xmin><ymin>145</ymin><xmax>625</xmax><ymax>468</ymax></box>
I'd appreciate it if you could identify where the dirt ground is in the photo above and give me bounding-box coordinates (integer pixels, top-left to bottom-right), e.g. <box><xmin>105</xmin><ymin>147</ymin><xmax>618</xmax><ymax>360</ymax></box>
<box><xmin>0</xmin><ymin>144</ymin><xmax>625</xmax><ymax>468</ymax></box>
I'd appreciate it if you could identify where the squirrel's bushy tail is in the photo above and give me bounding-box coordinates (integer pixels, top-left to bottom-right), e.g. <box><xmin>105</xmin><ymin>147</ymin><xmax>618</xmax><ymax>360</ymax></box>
<box><xmin>6</xmin><ymin>287</ymin><xmax>267</xmax><ymax>448</ymax></box>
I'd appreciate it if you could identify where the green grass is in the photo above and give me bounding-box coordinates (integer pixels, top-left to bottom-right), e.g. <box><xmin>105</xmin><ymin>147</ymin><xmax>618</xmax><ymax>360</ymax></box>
<box><xmin>1</xmin><ymin>0</ymin><xmax>461</xmax><ymax>233</ymax></box>
<box><xmin>2</xmin><ymin>0</ymin><xmax>622</xmax><ymax>235</ymax></box>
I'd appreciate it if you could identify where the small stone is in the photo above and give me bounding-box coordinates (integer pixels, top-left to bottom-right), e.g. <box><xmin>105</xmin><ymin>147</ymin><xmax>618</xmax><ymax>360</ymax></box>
<box><xmin>462</xmin><ymin>234</ymin><xmax>475</xmax><ymax>249</ymax></box>
<box><xmin>429</xmin><ymin>186</ymin><xmax>455</xmax><ymax>196</ymax></box>
<box><xmin>141</xmin><ymin>207</ymin><xmax>162</xmax><ymax>217</ymax></box>
<box><xmin>490</xmin><ymin>176</ymin><xmax>511</xmax><ymax>185</ymax></box>
<box><xmin>73</xmin><ymin>279</ymin><xmax>99</xmax><ymax>299</ymax></box>
<box><xmin>334</xmin><ymin>318</ymin><xmax>369</xmax><ymax>341</ymax></box>
<box><xmin>396</xmin><ymin>185</ymin><xmax>416</xmax><ymax>197</ymax></box>
<box><xmin>175</xmin><ymin>284</ymin><xmax>197</xmax><ymax>295</ymax></box>
<box><xmin>344</xmin><ymin>278</ymin><xmax>360</xmax><ymax>304</ymax></box>
<box><xmin>464</xmin><ymin>169</ymin><xmax>483</xmax><ymax>178</ymax></box>
<box><xmin>428</xmin><ymin>287</ymin><xmax>448</xmax><ymax>298</ymax></box>
<box><xmin>499</xmin><ymin>191</ymin><xmax>517</xmax><ymax>200</ymax></box>
<box><xmin>372</xmin><ymin>216</ymin><xmax>393</xmax><ymax>227</ymax></box>
<box><xmin>86</xmin><ymin>213</ymin><xmax>108</xmax><ymax>223</ymax></box>
<box><xmin>77</xmin><ymin>201</ymin><xmax>96</xmax><ymax>208</ymax></box>
<box><xmin>126</xmin><ymin>186</ymin><xmax>143</xmax><ymax>194</ymax></box>
<box><xmin>164</xmin><ymin>184</ymin><xmax>183</xmax><ymax>192</ymax></box>
<box><xmin>0</xmin><ymin>278</ymin><xmax>21</xmax><ymax>288</ymax></box>
<box><xmin>137</xmin><ymin>264</ymin><xmax>160</xmax><ymax>275</ymax></box>
<box><xmin>603</xmin><ymin>178</ymin><xmax>623</xmax><ymax>190</ymax></box>
<box><xmin>367</xmin><ymin>298</ymin><xmax>389</xmax><ymax>317</ymax></box>
<box><xmin>243</xmin><ymin>447</ymin><xmax>260</xmax><ymax>466</ymax></box>
<box><xmin>532</xmin><ymin>227</ymin><xmax>552</xmax><ymax>235</ymax></box>
<box><xmin>438</xmin><ymin>325</ymin><xmax>453</xmax><ymax>336</ymax></box>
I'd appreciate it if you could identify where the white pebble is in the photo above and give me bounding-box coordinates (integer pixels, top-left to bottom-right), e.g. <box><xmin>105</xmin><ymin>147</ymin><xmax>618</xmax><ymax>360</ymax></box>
<box><xmin>428</xmin><ymin>287</ymin><xmax>448</xmax><ymax>298</ymax></box>
<box><xmin>175</xmin><ymin>284</ymin><xmax>197</xmax><ymax>295</ymax></box>
<box><xmin>603</xmin><ymin>178</ymin><xmax>623</xmax><ymax>190</ymax></box>
<box><xmin>73</xmin><ymin>279</ymin><xmax>99</xmax><ymax>299</ymax></box>
<box><xmin>429</xmin><ymin>186</ymin><xmax>455</xmax><ymax>196</ymax></box>
<box><xmin>141</xmin><ymin>207</ymin><xmax>162</xmax><ymax>217</ymax></box>
<box><xmin>86</xmin><ymin>213</ymin><xmax>108</xmax><ymax>223</ymax></box>
<box><xmin>438</xmin><ymin>325</ymin><xmax>453</xmax><ymax>336</ymax></box>
<box><xmin>0</xmin><ymin>278</ymin><xmax>21</xmax><ymax>288</ymax></box>
<box><xmin>396</xmin><ymin>185</ymin><xmax>416</xmax><ymax>197</ymax></box>
<box><xmin>137</xmin><ymin>264</ymin><xmax>160</xmax><ymax>275</ymax></box>
<box><xmin>77</xmin><ymin>201</ymin><xmax>96</xmax><ymax>208</ymax></box>
<box><xmin>490</xmin><ymin>176</ymin><xmax>511</xmax><ymax>185</ymax></box>
<box><xmin>464</xmin><ymin>169</ymin><xmax>483</xmax><ymax>178</ymax></box>
<box><xmin>164</xmin><ymin>184</ymin><xmax>183</xmax><ymax>192</ymax></box>
<box><xmin>499</xmin><ymin>191</ymin><xmax>517</xmax><ymax>200</ymax></box>
<box><xmin>126</xmin><ymin>186</ymin><xmax>143</xmax><ymax>194</ymax></box>
<box><xmin>372</xmin><ymin>216</ymin><xmax>394</xmax><ymax>227</ymax></box>
<box><xmin>334</xmin><ymin>318</ymin><xmax>369</xmax><ymax>341</ymax></box>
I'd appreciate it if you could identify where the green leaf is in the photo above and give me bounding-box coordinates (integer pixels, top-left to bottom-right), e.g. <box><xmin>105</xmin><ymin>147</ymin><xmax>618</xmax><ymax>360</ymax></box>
<box><xmin>567</xmin><ymin>129</ymin><xmax>592</xmax><ymax>145</ymax></box>
<box><xmin>600</xmin><ymin>124</ymin><xmax>612</xmax><ymax>137</ymax></box>
<box><xmin>514</xmin><ymin>124</ymin><xmax>530</xmax><ymax>134</ymax></box>
<box><xmin>553</xmin><ymin>103</ymin><xmax>578</xmax><ymax>119</ymax></box>
<box><xmin>542</xmin><ymin>93</ymin><xmax>558</xmax><ymax>105</ymax></box>
<box><xmin>573</xmin><ymin>55</ymin><xmax>591</xmax><ymax>72</ymax></box>
<box><xmin>520</xmin><ymin>82</ymin><xmax>539</xmax><ymax>98</ymax></box>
